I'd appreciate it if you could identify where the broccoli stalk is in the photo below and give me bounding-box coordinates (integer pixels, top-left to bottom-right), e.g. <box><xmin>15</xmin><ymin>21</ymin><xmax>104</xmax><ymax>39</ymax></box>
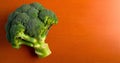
<box><xmin>6</xmin><ymin>2</ymin><xmax>58</xmax><ymax>58</ymax></box>
<box><xmin>18</xmin><ymin>32</ymin><xmax>51</xmax><ymax>58</ymax></box>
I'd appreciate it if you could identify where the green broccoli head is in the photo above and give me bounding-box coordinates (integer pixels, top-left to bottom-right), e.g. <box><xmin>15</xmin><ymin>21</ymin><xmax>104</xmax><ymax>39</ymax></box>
<box><xmin>5</xmin><ymin>2</ymin><xmax>58</xmax><ymax>58</ymax></box>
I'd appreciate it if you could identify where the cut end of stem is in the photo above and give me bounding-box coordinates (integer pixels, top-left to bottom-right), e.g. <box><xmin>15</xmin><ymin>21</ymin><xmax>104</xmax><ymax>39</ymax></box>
<box><xmin>35</xmin><ymin>43</ymin><xmax>51</xmax><ymax>58</ymax></box>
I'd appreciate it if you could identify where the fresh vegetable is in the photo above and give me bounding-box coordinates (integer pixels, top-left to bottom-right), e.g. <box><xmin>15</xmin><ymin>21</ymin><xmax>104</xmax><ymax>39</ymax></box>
<box><xmin>5</xmin><ymin>2</ymin><xmax>58</xmax><ymax>58</ymax></box>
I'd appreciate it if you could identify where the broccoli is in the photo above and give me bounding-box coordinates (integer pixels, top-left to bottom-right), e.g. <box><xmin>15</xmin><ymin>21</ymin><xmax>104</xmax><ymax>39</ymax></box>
<box><xmin>5</xmin><ymin>2</ymin><xmax>58</xmax><ymax>58</ymax></box>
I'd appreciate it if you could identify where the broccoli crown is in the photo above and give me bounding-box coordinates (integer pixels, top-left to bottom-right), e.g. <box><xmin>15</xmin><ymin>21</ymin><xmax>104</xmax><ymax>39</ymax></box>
<box><xmin>5</xmin><ymin>2</ymin><xmax>58</xmax><ymax>58</ymax></box>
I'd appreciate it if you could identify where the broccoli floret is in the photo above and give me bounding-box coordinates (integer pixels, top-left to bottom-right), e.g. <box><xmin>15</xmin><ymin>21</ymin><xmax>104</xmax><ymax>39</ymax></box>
<box><xmin>5</xmin><ymin>2</ymin><xmax>58</xmax><ymax>58</ymax></box>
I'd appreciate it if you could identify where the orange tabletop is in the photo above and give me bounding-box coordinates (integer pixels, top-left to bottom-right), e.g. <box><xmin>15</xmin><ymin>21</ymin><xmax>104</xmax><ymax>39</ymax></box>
<box><xmin>0</xmin><ymin>0</ymin><xmax>120</xmax><ymax>63</ymax></box>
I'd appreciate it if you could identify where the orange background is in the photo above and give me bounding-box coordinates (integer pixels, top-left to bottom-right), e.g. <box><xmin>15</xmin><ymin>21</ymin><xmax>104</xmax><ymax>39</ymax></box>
<box><xmin>1</xmin><ymin>0</ymin><xmax>120</xmax><ymax>63</ymax></box>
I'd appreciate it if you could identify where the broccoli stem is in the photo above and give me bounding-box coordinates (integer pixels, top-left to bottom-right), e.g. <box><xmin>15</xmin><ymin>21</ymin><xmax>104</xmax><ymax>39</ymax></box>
<box><xmin>12</xmin><ymin>38</ymin><xmax>34</xmax><ymax>48</ymax></box>
<box><xmin>16</xmin><ymin>32</ymin><xmax>51</xmax><ymax>57</ymax></box>
<box><xmin>16</xmin><ymin>32</ymin><xmax>38</xmax><ymax>47</ymax></box>
<box><xmin>18</xmin><ymin>39</ymin><xmax>34</xmax><ymax>47</ymax></box>
<box><xmin>18</xmin><ymin>33</ymin><xmax>37</xmax><ymax>43</ymax></box>
<box><xmin>35</xmin><ymin>32</ymin><xmax>51</xmax><ymax>57</ymax></box>
<box><xmin>34</xmin><ymin>42</ymin><xmax>51</xmax><ymax>58</ymax></box>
